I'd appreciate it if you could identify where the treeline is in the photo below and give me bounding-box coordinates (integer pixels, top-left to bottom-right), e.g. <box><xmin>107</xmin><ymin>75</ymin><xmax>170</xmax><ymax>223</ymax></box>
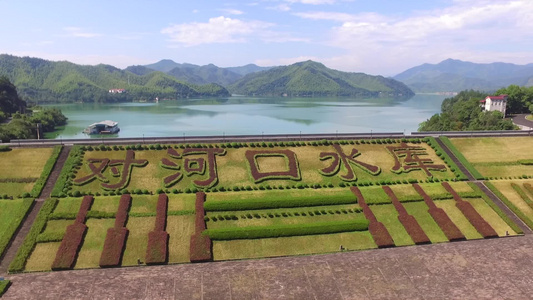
<box><xmin>0</xmin><ymin>76</ymin><xmax>67</xmax><ymax>142</ymax></box>
<box><xmin>418</xmin><ymin>89</ymin><xmax>517</xmax><ymax>131</ymax></box>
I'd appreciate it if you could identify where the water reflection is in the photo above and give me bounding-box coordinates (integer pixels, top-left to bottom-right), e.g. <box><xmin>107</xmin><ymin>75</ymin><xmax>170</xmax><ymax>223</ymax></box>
<box><xmin>43</xmin><ymin>94</ymin><xmax>446</xmax><ymax>139</ymax></box>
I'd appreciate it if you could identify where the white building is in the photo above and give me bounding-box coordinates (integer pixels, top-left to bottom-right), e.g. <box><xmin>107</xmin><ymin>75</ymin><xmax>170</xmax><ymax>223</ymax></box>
<box><xmin>480</xmin><ymin>94</ymin><xmax>507</xmax><ymax>116</ymax></box>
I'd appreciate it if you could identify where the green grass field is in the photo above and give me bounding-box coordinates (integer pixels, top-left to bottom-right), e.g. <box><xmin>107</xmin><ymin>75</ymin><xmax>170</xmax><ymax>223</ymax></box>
<box><xmin>0</xmin><ymin>199</ymin><xmax>33</xmax><ymax>257</ymax></box>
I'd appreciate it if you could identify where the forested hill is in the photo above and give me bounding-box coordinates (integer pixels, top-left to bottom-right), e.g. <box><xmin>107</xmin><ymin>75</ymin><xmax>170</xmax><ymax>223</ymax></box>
<box><xmin>0</xmin><ymin>55</ymin><xmax>230</xmax><ymax>103</ymax></box>
<box><xmin>228</xmin><ymin>61</ymin><xmax>414</xmax><ymax>97</ymax></box>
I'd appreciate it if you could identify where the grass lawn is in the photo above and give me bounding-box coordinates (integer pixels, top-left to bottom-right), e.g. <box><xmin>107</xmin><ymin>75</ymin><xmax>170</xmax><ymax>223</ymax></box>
<box><xmin>91</xmin><ymin>197</ymin><xmax>120</xmax><ymax>213</ymax></box>
<box><xmin>490</xmin><ymin>180</ymin><xmax>533</xmax><ymax>223</ymax></box>
<box><xmin>53</xmin><ymin>198</ymin><xmax>82</xmax><ymax>214</ymax></box>
<box><xmin>0</xmin><ymin>199</ymin><xmax>33</xmax><ymax>256</ymax></box>
<box><xmin>167</xmin><ymin>215</ymin><xmax>195</xmax><ymax>264</ymax></box>
<box><xmin>168</xmin><ymin>194</ymin><xmax>196</xmax><ymax>211</ymax></box>
<box><xmin>465</xmin><ymin>198</ymin><xmax>517</xmax><ymax>236</ymax></box>
<box><xmin>129</xmin><ymin>195</ymin><xmax>159</xmax><ymax>214</ymax></box>
<box><xmin>403</xmin><ymin>202</ymin><xmax>448</xmax><ymax>243</ymax></box>
<box><xmin>0</xmin><ymin>148</ymin><xmax>54</xmax><ymax>179</ymax></box>
<box><xmin>370</xmin><ymin>205</ymin><xmax>414</xmax><ymax>246</ymax></box>
<box><xmin>40</xmin><ymin>219</ymin><xmax>72</xmax><ymax>237</ymax></box>
<box><xmin>213</xmin><ymin>231</ymin><xmax>376</xmax><ymax>261</ymax></box>
<box><xmin>0</xmin><ymin>183</ymin><xmax>34</xmax><ymax>197</ymax></box>
<box><xmin>435</xmin><ymin>200</ymin><xmax>483</xmax><ymax>240</ymax></box>
<box><xmin>74</xmin><ymin>218</ymin><xmax>115</xmax><ymax>269</ymax></box>
<box><xmin>450</xmin><ymin>137</ymin><xmax>533</xmax><ymax>164</ymax></box>
<box><xmin>122</xmin><ymin>217</ymin><xmax>154</xmax><ymax>266</ymax></box>
<box><xmin>474</xmin><ymin>165</ymin><xmax>533</xmax><ymax>178</ymax></box>
<box><xmin>24</xmin><ymin>242</ymin><xmax>61</xmax><ymax>272</ymax></box>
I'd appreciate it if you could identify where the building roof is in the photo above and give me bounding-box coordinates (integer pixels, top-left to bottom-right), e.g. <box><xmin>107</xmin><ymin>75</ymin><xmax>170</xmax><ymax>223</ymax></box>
<box><xmin>486</xmin><ymin>95</ymin><xmax>508</xmax><ymax>100</ymax></box>
<box><xmin>88</xmin><ymin>120</ymin><xmax>118</xmax><ymax>128</ymax></box>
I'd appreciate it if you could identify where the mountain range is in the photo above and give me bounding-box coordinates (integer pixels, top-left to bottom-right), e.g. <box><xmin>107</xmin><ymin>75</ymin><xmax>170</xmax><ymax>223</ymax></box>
<box><xmin>394</xmin><ymin>58</ymin><xmax>533</xmax><ymax>93</ymax></box>
<box><xmin>0</xmin><ymin>55</ymin><xmax>413</xmax><ymax>102</ymax></box>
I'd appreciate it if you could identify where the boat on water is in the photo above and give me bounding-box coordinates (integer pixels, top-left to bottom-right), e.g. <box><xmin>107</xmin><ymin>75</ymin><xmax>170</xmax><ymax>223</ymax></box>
<box><xmin>83</xmin><ymin>120</ymin><xmax>120</xmax><ymax>135</ymax></box>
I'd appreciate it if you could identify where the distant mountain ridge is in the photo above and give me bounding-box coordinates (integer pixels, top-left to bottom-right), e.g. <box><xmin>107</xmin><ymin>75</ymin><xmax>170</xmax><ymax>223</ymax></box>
<box><xmin>394</xmin><ymin>58</ymin><xmax>533</xmax><ymax>92</ymax></box>
<box><xmin>136</xmin><ymin>59</ymin><xmax>272</xmax><ymax>86</ymax></box>
<box><xmin>229</xmin><ymin>60</ymin><xmax>414</xmax><ymax>97</ymax></box>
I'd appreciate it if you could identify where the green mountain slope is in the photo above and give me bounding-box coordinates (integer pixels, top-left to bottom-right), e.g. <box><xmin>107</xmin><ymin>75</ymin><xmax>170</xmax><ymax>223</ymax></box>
<box><xmin>0</xmin><ymin>55</ymin><xmax>230</xmax><ymax>102</ymax></box>
<box><xmin>229</xmin><ymin>61</ymin><xmax>414</xmax><ymax>97</ymax></box>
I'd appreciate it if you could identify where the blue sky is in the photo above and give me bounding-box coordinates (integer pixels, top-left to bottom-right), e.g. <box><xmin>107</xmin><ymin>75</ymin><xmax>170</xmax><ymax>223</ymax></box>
<box><xmin>1</xmin><ymin>0</ymin><xmax>532</xmax><ymax>75</ymax></box>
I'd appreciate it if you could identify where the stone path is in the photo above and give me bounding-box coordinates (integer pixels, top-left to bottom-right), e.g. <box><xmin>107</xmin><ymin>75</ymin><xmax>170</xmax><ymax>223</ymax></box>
<box><xmin>2</xmin><ymin>234</ymin><xmax>533</xmax><ymax>299</ymax></box>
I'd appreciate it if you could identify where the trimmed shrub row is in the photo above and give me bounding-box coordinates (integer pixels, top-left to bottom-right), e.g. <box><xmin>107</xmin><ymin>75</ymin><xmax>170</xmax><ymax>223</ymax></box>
<box><xmin>382</xmin><ymin>186</ymin><xmax>430</xmax><ymax>245</ymax></box>
<box><xmin>205</xmin><ymin>219</ymin><xmax>369</xmax><ymax>240</ymax></box>
<box><xmin>9</xmin><ymin>198</ymin><xmax>58</xmax><ymax>273</ymax></box>
<box><xmin>99</xmin><ymin>227</ymin><xmax>129</xmax><ymax>267</ymax></box>
<box><xmin>412</xmin><ymin>184</ymin><xmax>465</xmax><ymax>241</ymax></box>
<box><xmin>350</xmin><ymin>187</ymin><xmax>394</xmax><ymax>248</ymax></box>
<box><xmin>0</xmin><ymin>198</ymin><xmax>33</xmax><ymax>258</ymax></box>
<box><xmin>30</xmin><ymin>145</ymin><xmax>62</xmax><ymax>198</ymax></box>
<box><xmin>99</xmin><ymin>194</ymin><xmax>131</xmax><ymax>267</ymax></box>
<box><xmin>206</xmin><ymin>207</ymin><xmax>363</xmax><ymax>222</ymax></box>
<box><xmin>468</xmin><ymin>183</ymin><xmax>523</xmax><ymax>234</ymax></box>
<box><xmin>36</xmin><ymin>231</ymin><xmax>65</xmax><ymax>243</ymax></box>
<box><xmin>51</xmin><ymin>146</ymin><xmax>84</xmax><ymax>197</ymax></box>
<box><xmin>511</xmin><ymin>183</ymin><xmax>533</xmax><ymax>209</ymax></box>
<box><xmin>145</xmin><ymin>193</ymin><xmax>169</xmax><ymax>265</ymax></box>
<box><xmin>442</xmin><ymin>182</ymin><xmax>497</xmax><ymax>238</ymax></box>
<box><xmin>0</xmin><ymin>280</ymin><xmax>11</xmax><ymax>297</ymax></box>
<box><xmin>51</xmin><ymin>222</ymin><xmax>87</xmax><ymax>270</ymax></box>
<box><xmin>437</xmin><ymin>136</ymin><xmax>482</xmax><ymax>180</ymax></box>
<box><xmin>51</xmin><ymin>196</ymin><xmax>93</xmax><ymax>270</ymax></box>
<box><xmin>485</xmin><ymin>182</ymin><xmax>533</xmax><ymax>231</ymax></box>
<box><xmin>204</xmin><ymin>196</ymin><xmax>356</xmax><ymax>212</ymax></box>
<box><xmin>190</xmin><ymin>192</ymin><xmax>212</xmax><ymax>262</ymax></box>
<box><xmin>76</xmin><ymin>195</ymin><xmax>94</xmax><ymax>223</ymax></box>
<box><xmin>114</xmin><ymin>194</ymin><xmax>131</xmax><ymax>228</ymax></box>
<box><xmin>0</xmin><ymin>178</ymin><xmax>38</xmax><ymax>183</ymax></box>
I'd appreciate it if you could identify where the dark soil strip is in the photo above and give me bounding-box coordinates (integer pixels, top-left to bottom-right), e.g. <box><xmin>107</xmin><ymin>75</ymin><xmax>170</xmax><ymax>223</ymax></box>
<box><xmin>475</xmin><ymin>182</ymin><xmax>532</xmax><ymax>234</ymax></box>
<box><xmin>382</xmin><ymin>186</ymin><xmax>430</xmax><ymax>245</ymax></box>
<box><xmin>441</xmin><ymin>182</ymin><xmax>498</xmax><ymax>238</ymax></box>
<box><xmin>412</xmin><ymin>184</ymin><xmax>466</xmax><ymax>241</ymax></box>
<box><xmin>38</xmin><ymin>146</ymin><xmax>72</xmax><ymax>199</ymax></box>
<box><xmin>0</xmin><ymin>202</ymin><xmax>43</xmax><ymax>275</ymax></box>
<box><xmin>350</xmin><ymin>187</ymin><xmax>394</xmax><ymax>248</ymax></box>
<box><xmin>434</xmin><ymin>137</ymin><xmax>475</xmax><ymax>181</ymax></box>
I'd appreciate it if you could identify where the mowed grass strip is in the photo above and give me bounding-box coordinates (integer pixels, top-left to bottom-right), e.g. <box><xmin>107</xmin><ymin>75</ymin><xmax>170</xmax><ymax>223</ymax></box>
<box><xmin>121</xmin><ymin>217</ymin><xmax>154</xmax><ymax>266</ymax></box>
<box><xmin>403</xmin><ymin>202</ymin><xmax>448</xmax><ymax>243</ymax></box>
<box><xmin>24</xmin><ymin>242</ymin><xmax>61</xmax><ymax>272</ymax></box>
<box><xmin>488</xmin><ymin>181</ymin><xmax>533</xmax><ymax>228</ymax></box>
<box><xmin>212</xmin><ymin>231</ymin><xmax>377</xmax><ymax>261</ymax></box>
<box><xmin>370</xmin><ymin>205</ymin><xmax>414</xmax><ymax>246</ymax></box>
<box><xmin>434</xmin><ymin>200</ymin><xmax>483</xmax><ymax>240</ymax></box>
<box><xmin>0</xmin><ymin>199</ymin><xmax>33</xmax><ymax>257</ymax></box>
<box><xmin>74</xmin><ymin>218</ymin><xmax>115</xmax><ymax>269</ymax></box>
<box><xmin>465</xmin><ymin>198</ymin><xmax>517</xmax><ymax>236</ymax></box>
<box><xmin>167</xmin><ymin>215</ymin><xmax>195</xmax><ymax>264</ymax></box>
<box><xmin>0</xmin><ymin>148</ymin><xmax>54</xmax><ymax>179</ymax></box>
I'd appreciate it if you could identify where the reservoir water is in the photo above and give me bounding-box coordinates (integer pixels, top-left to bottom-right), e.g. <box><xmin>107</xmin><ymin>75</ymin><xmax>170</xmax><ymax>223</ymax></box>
<box><xmin>44</xmin><ymin>94</ymin><xmax>446</xmax><ymax>139</ymax></box>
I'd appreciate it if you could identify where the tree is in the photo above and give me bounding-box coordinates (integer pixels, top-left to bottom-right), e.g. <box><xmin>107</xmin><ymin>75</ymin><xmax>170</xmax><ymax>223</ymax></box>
<box><xmin>0</xmin><ymin>76</ymin><xmax>26</xmax><ymax>114</ymax></box>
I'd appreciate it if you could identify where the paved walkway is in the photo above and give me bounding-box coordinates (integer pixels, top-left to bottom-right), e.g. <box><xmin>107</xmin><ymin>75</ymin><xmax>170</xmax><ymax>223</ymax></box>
<box><xmin>3</xmin><ymin>235</ymin><xmax>533</xmax><ymax>299</ymax></box>
<box><xmin>512</xmin><ymin>114</ymin><xmax>533</xmax><ymax>130</ymax></box>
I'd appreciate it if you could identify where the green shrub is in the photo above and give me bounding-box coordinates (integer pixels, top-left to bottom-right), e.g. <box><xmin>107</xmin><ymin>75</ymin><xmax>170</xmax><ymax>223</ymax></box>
<box><xmin>204</xmin><ymin>194</ymin><xmax>356</xmax><ymax>211</ymax></box>
<box><xmin>9</xmin><ymin>198</ymin><xmax>58</xmax><ymax>273</ymax></box>
<box><xmin>0</xmin><ymin>280</ymin><xmax>11</xmax><ymax>297</ymax></box>
<box><xmin>51</xmin><ymin>146</ymin><xmax>84</xmax><ymax>197</ymax></box>
<box><xmin>205</xmin><ymin>219</ymin><xmax>369</xmax><ymax>240</ymax></box>
<box><xmin>0</xmin><ymin>145</ymin><xmax>11</xmax><ymax>152</ymax></box>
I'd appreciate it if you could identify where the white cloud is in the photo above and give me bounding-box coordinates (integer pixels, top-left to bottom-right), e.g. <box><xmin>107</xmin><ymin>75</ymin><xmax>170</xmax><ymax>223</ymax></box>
<box><xmin>294</xmin><ymin>0</ymin><xmax>533</xmax><ymax>74</ymax></box>
<box><xmin>161</xmin><ymin>16</ymin><xmax>305</xmax><ymax>46</ymax></box>
<box><xmin>255</xmin><ymin>55</ymin><xmax>319</xmax><ymax>67</ymax></box>
<box><xmin>287</xmin><ymin>0</ymin><xmax>337</xmax><ymax>4</ymax></box>
<box><xmin>219</xmin><ymin>8</ymin><xmax>245</xmax><ymax>15</ymax></box>
<box><xmin>62</xmin><ymin>27</ymin><xmax>102</xmax><ymax>38</ymax></box>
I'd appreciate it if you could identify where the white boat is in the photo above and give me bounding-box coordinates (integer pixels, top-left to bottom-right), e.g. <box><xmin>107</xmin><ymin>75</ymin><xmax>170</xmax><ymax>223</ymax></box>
<box><xmin>83</xmin><ymin>120</ymin><xmax>120</xmax><ymax>135</ymax></box>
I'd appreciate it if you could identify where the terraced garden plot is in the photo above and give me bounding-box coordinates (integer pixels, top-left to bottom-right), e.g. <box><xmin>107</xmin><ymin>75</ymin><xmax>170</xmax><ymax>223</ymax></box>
<box><xmin>486</xmin><ymin>180</ymin><xmax>533</xmax><ymax>229</ymax></box>
<box><xmin>0</xmin><ymin>147</ymin><xmax>56</xmax><ymax>197</ymax></box>
<box><xmin>449</xmin><ymin>137</ymin><xmax>533</xmax><ymax>178</ymax></box>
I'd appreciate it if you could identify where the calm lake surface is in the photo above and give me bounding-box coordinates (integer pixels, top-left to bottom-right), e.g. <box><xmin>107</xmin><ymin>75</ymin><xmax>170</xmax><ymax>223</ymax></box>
<box><xmin>44</xmin><ymin>94</ymin><xmax>446</xmax><ymax>139</ymax></box>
